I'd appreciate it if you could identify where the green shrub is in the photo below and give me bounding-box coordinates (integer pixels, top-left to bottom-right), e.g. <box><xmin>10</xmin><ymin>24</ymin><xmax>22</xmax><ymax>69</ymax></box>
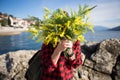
<box><xmin>0</xmin><ymin>18</ymin><xmax>8</xmax><ymax>26</ymax></box>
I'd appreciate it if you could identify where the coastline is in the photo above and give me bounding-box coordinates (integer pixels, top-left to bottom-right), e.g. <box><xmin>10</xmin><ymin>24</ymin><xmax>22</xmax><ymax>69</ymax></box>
<box><xmin>0</xmin><ymin>27</ymin><xmax>28</xmax><ymax>36</ymax></box>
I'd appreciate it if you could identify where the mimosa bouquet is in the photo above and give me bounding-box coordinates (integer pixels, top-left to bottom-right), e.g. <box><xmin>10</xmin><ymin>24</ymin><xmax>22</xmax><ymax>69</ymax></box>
<box><xmin>29</xmin><ymin>5</ymin><xmax>96</xmax><ymax>47</ymax></box>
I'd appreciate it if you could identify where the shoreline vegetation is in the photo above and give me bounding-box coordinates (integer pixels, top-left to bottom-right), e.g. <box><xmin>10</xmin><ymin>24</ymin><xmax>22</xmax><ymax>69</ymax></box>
<box><xmin>0</xmin><ymin>26</ymin><xmax>28</xmax><ymax>36</ymax></box>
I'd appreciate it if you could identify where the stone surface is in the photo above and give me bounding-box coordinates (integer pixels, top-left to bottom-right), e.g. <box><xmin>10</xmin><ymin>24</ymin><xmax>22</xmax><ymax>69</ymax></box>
<box><xmin>75</xmin><ymin>38</ymin><xmax>120</xmax><ymax>80</ymax></box>
<box><xmin>112</xmin><ymin>55</ymin><xmax>120</xmax><ymax>80</ymax></box>
<box><xmin>91</xmin><ymin>39</ymin><xmax>120</xmax><ymax>74</ymax></box>
<box><xmin>0</xmin><ymin>50</ymin><xmax>37</xmax><ymax>80</ymax></box>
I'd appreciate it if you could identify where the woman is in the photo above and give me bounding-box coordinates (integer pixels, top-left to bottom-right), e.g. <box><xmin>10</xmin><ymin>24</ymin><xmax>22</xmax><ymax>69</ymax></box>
<box><xmin>40</xmin><ymin>39</ymin><xmax>82</xmax><ymax>80</ymax></box>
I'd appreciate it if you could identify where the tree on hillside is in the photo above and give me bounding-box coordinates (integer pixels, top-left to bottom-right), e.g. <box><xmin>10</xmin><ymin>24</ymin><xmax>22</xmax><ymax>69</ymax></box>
<box><xmin>9</xmin><ymin>15</ymin><xmax>14</xmax><ymax>18</ymax></box>
<box><xmin>0</xmin><ymin>12</ymin><xmax>2</xmax><ymax>15</ymax></box>
<box><xmin>0</xmin><ymin>18</ymin><xmax>8</xmax><ymax>26</ymax></box>
<box><xmin>30</xmin><ymin>16</ymin><xmax>42</xmax><ymax>27</ymax></box>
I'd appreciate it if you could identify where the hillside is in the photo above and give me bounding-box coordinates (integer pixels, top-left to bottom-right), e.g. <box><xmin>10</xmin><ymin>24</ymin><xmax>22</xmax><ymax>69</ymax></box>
<box><xmin>109</xmin><ymin>26</ymin><xmax>120</xmax><ymax>31</ymax></box>
<box><xmin>94</xmin><ymin>25</ymin><xmax>109</xmax><ymax>31</ymax></box>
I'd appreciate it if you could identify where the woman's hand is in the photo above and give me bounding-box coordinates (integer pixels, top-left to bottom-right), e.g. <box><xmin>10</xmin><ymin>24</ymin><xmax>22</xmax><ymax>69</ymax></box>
<box><xmin>52</xmin><ymin>39</ymin><xmax>73</xmax><ymax>65</ymax></box>
<box><xmin>55</xmin><ymin>39</ymin><xmax>73</xmax><ymax>53</ymax></box>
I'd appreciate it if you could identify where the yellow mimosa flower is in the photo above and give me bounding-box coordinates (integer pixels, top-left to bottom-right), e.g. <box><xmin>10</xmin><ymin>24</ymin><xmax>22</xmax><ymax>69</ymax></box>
<box><xmin>53</xmin><ymin>36</ymin><xmax>58</xmax><ymax>47</ymax></box>
<box><xmin>64</xmin><ymin>21</ymin><xmax>71</xmax><ymax>28</ymax></box>
<box><xmin>60</xmin><ymin>30</ymin><xmax>65</xmax><ymax>37</ymax></box>
<box><xmin>77</xmin><ymin>35</ymin><xmax>85</xmax><ymax>42</ymax></box>
<box><xmin>29</xmin><ymin>5</ymin><xmax>96</xmax><ymax>47</ymax></box>
<box><xmin>30</xmin><ymin>27</ymin><xmax>38</xmax><ymax>33</ymax></box>
<box><xmin>74</xmin><ymin>17</ymin><xmax>82</xmax><ymax>25</ymax></box>
<box><xmin>66</xmin><ymin>35</ymin><xmax>72</xmax><ymax>40</ymax></box>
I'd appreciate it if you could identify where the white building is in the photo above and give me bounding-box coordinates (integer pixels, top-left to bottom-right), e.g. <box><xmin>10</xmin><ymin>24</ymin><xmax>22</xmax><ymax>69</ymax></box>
<box><xmin>9</xmin><ymin>16</ymin><xmax>28</xmax><ymax>28</ymax></box>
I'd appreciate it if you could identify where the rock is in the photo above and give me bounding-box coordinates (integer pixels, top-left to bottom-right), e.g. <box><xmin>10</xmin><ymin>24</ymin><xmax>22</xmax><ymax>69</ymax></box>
<box><xmin>77</xmin><ymin>66</ymin><xmax>112</xmax><ymax>80</ymax></box>
<box><xmin>92</xmin><ymin>49</ymin><xmax>115</xmax><ymax>74</ymax></box>
<box><xmin>84</xmin><ymin>59</ymin><xmax>94</xmax><ymax>69</ymax></box>
<box><xmin>74</xmin><ymin>38</ymin><xmax>120</xmax><ymax>80</ymax></box>
<box><xmin>81</xmin><ymin>42</ymin><xmax>99</xmax><ymax>59</ymax></box>
<box><xmin>0</xmin><ymin>50</ymin><xmax>37</xmax><ymax>80</ymax></box>
<box><xmin>91</xmin><ymin>39</ymin><xmax>120</xmax><ymax>74</ymax></box>
<box><xmin>112</xmin><ymin>55</ymin><xmax>120</xmax><ymax>80</ymax></box>
<box><xmin>81</xmin><ymin>52</ymin><xmax>86</xmax><ymax>65</ymax></box>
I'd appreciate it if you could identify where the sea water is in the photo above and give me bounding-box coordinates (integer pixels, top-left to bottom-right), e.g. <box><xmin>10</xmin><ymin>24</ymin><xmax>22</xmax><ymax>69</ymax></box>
<box><xmin>0</xmin><ymin>30</ymin><xmax>120</xmax><ymax>54</ymax></box>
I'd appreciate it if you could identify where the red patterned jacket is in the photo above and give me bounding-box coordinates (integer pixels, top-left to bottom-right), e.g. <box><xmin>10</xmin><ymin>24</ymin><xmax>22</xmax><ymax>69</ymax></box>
<box><xmin>40</xmin><ymin>40</ymin><xmax>82</xmax><ymax>80</ymax></box>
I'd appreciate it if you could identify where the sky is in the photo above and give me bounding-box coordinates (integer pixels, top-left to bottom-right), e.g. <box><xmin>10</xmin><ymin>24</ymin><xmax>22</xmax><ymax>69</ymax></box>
<box><xmin>0</xmin><ymin>0</ymin><xmax>120</xmax><ymax>28</ymax></box>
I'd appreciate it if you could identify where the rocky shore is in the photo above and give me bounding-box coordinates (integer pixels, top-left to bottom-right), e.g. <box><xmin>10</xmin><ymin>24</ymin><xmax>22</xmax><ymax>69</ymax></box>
<box><xmin>0</xmin><ymin>38</ymin><xmax>120</xmax><ymax>80</ymax></box>
<box><xmin>0</xmin><ymin>27</ymin><xmax>28</xmax><ymax>36</ymax></box>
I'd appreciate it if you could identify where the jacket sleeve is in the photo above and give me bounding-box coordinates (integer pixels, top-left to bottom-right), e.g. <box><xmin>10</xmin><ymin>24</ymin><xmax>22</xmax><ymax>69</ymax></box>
<box><xmin>68</xmin><ymin>40</ymin><xmax>82</xmax><ymax>68</ymax></box>
<box><xmin>40</xmin><ymin>44</ymin><xmax>57</xmax><ymax>73</ymax></box>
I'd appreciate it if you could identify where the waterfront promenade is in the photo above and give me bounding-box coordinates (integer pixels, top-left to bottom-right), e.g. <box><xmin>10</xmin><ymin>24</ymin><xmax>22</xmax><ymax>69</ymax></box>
<box><xmin>0</xmin><ymin>27</ymin><xmax>28</xmax><ymax>36</ymax></box>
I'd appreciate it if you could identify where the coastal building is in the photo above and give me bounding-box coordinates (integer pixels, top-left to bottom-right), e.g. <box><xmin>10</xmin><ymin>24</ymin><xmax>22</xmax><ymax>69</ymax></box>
<box><xmin>0</xmin><ymin>13</ymin><xmax>35</xmax><ymax>28</ymax></box>
<box><xmin>9</xmin><ymin>16</ymin><xmax>28</xmax><ymax>28</ymax></box>
<box><xmin>8</xmin><ymin>16</ymin><xmax>36</xmax><ymax>28</ymax></box>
